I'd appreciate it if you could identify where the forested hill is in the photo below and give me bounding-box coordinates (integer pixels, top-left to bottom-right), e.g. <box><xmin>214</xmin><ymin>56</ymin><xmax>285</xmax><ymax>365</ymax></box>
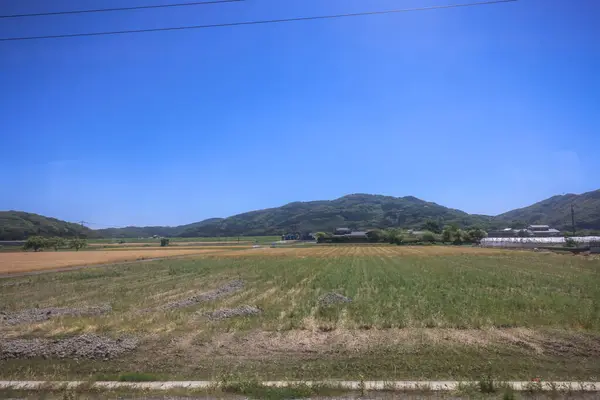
<box><xmin>2</xmin><ymin>190</ymin><xmax>599</xmax><ymax>240</ymax></box>
<box><xmin>0</xmin><ymin>211</ymin><xmax>95</xmax><ymax>240</ymax></box>
<box><xmin>496</xmin><ymin>189</ymin><xmax>600</xmax><ymax>231</ymax></box>
<box><xmin>93</xmin><ymin>194</ymin><xmax>493</xmax><ymax>238</ymax></box>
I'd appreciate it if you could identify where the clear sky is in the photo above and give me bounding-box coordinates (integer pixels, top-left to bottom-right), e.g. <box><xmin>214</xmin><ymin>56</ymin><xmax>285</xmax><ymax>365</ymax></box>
<box><xmin>1</xmin><ymin>0</ymin><xmax>599</xmax><ymax>227</ymax></box>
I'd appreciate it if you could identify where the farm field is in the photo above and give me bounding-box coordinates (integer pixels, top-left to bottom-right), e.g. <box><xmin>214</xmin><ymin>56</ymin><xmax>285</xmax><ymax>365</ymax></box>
<box><xmin>0</xmin><ymin>246</ymin><xmax>599</xmax><ymax>382</ymax></box>
<box><xmin>88</xmin><ymin>236</ymin><xmax>280</xmax><ymax>245</ymax></box>
<box><xmin>0</xmin><ymin>248</ymin><xmax>233</xmax><ymax>275</ymax></box>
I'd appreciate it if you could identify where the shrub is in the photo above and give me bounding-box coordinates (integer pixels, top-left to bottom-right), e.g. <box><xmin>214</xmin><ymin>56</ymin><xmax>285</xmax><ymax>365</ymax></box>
<box><xmin>385</xmin><ymin>229</ymin><xmax>401</xmax><ymax>244</ymax></box>
<box><xmin>315</xmin><ymin>232</ymin><xmax>330</xmax><ymax>243</ymax></box>
<box><xmin>69</xmin><ymin>238</ymin><xmax>87</xmax><ymax>251</ymax></box>
<box><xmin>117</xmin><ymin>372</ymin><xmax>158</xmax><ymax>382</ymax></box>
<box><xmin>564</xmin><ymin>237</ymin><xmax>576</xmax><ymax>248</ymax></box>
<box><xmin>366</xmin><ymin>229</ymin><xmax>384</xmax><ymax>243</ymax></box>
<box><xmin>48</xmin><ymin>237</ymin><xmax>66</xmax><ymax>251</ymax></box>
<box><xmin>160</xmin><ymin>238</ymin><xmax>170</xmax><ymax>247</ymax></box>
<box><xmin>478</xmin><ymin>373</ymin><xmax>495</xmax><ymax>393</ymax></box>
<box><xmin>442</xmin><ymin>228</ymin><xmax>453</xmax><ymax>243</ymax></box>
<box><xmin>467</xmin><ymin>228</ymin><xmax>487</xmax><ymax>244</ymax></box>
<box><xmin>391</xmin><ymin>234</ymin><xmax>404</xmax><ymax>245</ymax></box>
<box><xmin>23</xmin><ymin>236</ymin><xmax>48</xmax><ymax>252</ymax></box>
<box><xmin>421</xmin><ymin>232</ymin><xmax>436</xmax><ymax>243</ymax></box>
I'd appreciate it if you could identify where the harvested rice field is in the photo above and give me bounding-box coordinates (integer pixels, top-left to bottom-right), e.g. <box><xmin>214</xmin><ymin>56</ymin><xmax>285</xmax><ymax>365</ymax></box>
<box><xmin>0</xmin><ymin>248</ymin><xmax>230</xmax><ymax>275</ymax></box>
<box><xmin>1</xmin><ymin>245</ymin><xmax>599</xmax><ymax>383</ymax></box>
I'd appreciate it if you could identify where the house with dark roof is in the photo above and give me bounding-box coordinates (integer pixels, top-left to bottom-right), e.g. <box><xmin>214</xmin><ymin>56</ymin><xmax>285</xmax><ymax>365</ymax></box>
<box><xmin>334</xmin><ymin>228</ymin><xmax>352</xmax><ymax>235</ymax></box>
<box><xmin>343</xmin><ymin>231</ymin><xmax>368</xmax><ymax>239</ymax></box>
<box><xmin>488</xmin><ymin>225</ymin><xmax>561</xmax><ymax>238</ymax></box>
<box><xmin>528</xmin><ymin>225</ymin><xmax>561</xmax><ymax>237</ymax></box>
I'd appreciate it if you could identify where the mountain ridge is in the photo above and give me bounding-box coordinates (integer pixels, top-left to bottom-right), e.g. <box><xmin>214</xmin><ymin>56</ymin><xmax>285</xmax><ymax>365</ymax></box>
<box><xmin>1</xmin><ymin>190</ymin><xmax>598</xmax><ymax>240</ymax></box>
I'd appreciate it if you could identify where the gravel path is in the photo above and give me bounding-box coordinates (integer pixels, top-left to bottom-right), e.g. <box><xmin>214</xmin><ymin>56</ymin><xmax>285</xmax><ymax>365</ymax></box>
<box><xmin>0</xmin><ymin>334</ymin><xmax>138</xmax><ymax>361</ymax></box>
<box><xmin>0</xmin><ymin>305</ymin><xmax>111</xmax><ymax>326</ymax></box>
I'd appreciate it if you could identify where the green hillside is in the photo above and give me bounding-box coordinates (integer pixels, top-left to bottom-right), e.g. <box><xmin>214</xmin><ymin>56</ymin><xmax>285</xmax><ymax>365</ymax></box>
<box><xmin>3</xmin><ymin>190</ymin><xmax>599</xmax><ymax>240</ymax></box>
<box><xmin>92</xmin><ymin>194</ymin><xmax>492</xmax><ymax>238</ymax></box>
<box><xmin>169</xmin><ymin>194</ymin><xmax>492</xmax><ymax>237</ymax></box>
<box><xmin>0</xmin><ymin>211</ymin><xmax>95</xmax><ymax>241</ymax></box>
<box><xmin>496</xmin><ymin>189</ymin><xmax>600</xmax><ymax>232</ymax></box>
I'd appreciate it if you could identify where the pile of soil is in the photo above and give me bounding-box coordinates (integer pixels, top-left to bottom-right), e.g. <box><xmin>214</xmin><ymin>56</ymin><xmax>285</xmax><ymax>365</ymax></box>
<box><xmin>0</xmin><ymin>334</ymin><xmax>138</xmax><ymax>360</ymax></box>
<box><xmin>0</xmin><ymin>305</ymin><xmax>111</xmax><ymax>326</ymax></box>
<box><xmin>319</xmin><ymin>292</ymin><xmax>352</xmax><ymax>306</ymax></box>
<box><xmin>205</xmin><ymin>305</ymin><xmax>262</xmax><ymax>320</ymax></box>
<box><xmin>159</xmin><ymin>280</ymin><xmax>244</xmax><ymax>310</ymax></box>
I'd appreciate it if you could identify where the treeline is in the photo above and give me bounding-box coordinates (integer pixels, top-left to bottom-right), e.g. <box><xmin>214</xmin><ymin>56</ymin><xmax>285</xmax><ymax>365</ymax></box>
<box><xmin>316</xmin><ymin>225</ymin><xmax>487</xmax><ymax>245</ymax></box>
<box><xmin>22</xmin><ymin>236</ymin><xmax>88</xmax><ymax>252</ymax></box>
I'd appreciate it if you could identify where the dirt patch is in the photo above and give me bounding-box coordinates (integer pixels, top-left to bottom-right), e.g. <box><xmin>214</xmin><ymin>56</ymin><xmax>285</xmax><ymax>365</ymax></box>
<box><xmin>176</xmin><ymin>328</ymin><xmax>600</xmax><ymax>359</ymax></box>
<box><xmin>205</xmin><ymin>305</ymin><xmax>262</xmax><ymax>320</ymax></box>
<box><xmin>0</xmin><ymin>305</ymin><xmax>111</xmax><ymax>326</ymax></box>
<box><xmin>0</xmin><ymin>334</ymin><xmax>138</xmax><ymax>360</ymax></box>
<box><xmin>157</xmin><ymin>280</ymin><xmax>244</xmax><ymax>310</ymax></box>
<box><xmin>319</xmin><ymin>292</ymin><xmax>352</xmax><ymax>306</ymax></box>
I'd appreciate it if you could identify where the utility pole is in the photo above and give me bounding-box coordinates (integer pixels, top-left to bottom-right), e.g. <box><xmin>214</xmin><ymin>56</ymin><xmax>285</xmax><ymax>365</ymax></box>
<box><xmin>77</xmin><ymin>221</ymin><xmax>88</xmax><ymax>239</ymax></box>
<box><xmin>571</xmin><ymin>203</ymin><xmax>576</xmax><ymax>236</ymax></box>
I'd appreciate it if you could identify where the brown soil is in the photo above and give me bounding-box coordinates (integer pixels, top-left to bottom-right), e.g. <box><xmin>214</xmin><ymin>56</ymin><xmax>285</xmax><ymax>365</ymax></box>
<box><xmin>0</xmin><ymin>249</ymin><xmax>225</xmax><ymax>275</ymax></box>
<box><xmin>89</xmin><ymin>242</ymin><xmax>253</xmax><ymax>248</ymax></box>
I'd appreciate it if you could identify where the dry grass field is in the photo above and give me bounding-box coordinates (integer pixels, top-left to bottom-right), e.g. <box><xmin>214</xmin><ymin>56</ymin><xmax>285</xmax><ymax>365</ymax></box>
<box><xmin>1</xmin><ymin>245</ymin><xmax>599</xmax><ymax>384</ymax></box>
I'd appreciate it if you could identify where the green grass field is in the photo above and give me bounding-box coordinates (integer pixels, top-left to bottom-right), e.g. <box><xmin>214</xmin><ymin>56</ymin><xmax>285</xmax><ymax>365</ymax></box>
<box><xmin>1</xmin><ymin>246</ymin><xmax>599</xmax><ymax>382</ymax></box>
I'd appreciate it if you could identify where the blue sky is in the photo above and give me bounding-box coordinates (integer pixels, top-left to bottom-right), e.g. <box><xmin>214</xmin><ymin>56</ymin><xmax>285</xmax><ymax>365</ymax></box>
<box><xmin>1</xmin><ymin>0</ymin><xmax>599</xmax><ymax>227</ymax></box>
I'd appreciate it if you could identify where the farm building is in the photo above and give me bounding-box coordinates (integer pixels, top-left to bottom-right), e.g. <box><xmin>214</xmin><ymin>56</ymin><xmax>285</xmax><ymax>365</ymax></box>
<box><xmin>334</xmin><ymin>228</ymin><xmax>352</xmax><ymax>235</ymax></box>
<box><xmin>528</xmin><ymin>225</ymin><xmax>561</xmax><ymax>236</ymax></box>
<box><xmin>335</xmin><ymin>231</ymin><xmax>368</xmax><ymax>240</ymax></box>
<box><xmin>487</xmin><ymin>225</ymin><xmax>561</xmax><ymax>238</ymax></box>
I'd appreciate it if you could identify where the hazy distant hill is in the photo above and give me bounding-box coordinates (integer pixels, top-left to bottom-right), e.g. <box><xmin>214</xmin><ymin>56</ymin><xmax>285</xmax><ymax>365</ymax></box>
<box><xmin>3</xmin><ymin>190</ymin><xmax>599</xmax><ymax>240</ymax></box>
<box><xmin>496</xmin><ymin>189</ymin><xmax>600</xmax><ymax>232</ymax></box>
<box><xmin>0</xmin><ymin>211</ymin><xmax>95</xmax><ymax>241</ymax></box>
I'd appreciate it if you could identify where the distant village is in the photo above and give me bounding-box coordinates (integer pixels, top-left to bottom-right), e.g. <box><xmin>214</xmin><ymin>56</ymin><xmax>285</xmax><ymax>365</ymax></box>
<box><xmin>282</xmin><ymin>224</ymin><xmax>563</xmax><ymax>242</ymax></box>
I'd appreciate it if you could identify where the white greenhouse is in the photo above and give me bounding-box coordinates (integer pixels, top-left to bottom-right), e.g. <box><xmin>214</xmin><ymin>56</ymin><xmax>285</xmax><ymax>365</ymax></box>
<box><xmin>481</xmin><ymin>236</ymin><xmax>600</xmax><ymax>248</ymax></box>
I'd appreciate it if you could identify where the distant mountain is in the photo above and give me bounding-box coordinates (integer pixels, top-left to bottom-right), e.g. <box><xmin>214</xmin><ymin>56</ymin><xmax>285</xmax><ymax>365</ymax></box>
<box><xmin>3</xmin><ymin>190</ymin><xmax>599</xmax><ymax>240</ymax></box>
<box><xmin>496</xmin><ymin>189</ymin><xmax>600</xmax><ymax>232</ymax></box>
<box><xmin>96</xmin><ymin>193</ymin><xmax>492</xmax><ymax>238</ymax></box>
<box><xmin>0</xmin><ymin>211</ymin><xmax>95</xmax><ymax>241</ymax></box>
<box><xmin>95</xmin><ymin>218</ymin><xmax>227</xmax><ymax>239</ymax></box>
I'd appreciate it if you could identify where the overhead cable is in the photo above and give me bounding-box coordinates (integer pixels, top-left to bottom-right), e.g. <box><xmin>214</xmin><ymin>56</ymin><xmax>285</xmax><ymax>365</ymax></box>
<box><xmin>0</xmin><ymin>0</ymin><xmax>518</xmax><ymax>42</ymax></box>
<box><xmin>0</xmin><ymin>0</ymin><xmax>243</xmax><ymax>19</ymax></box>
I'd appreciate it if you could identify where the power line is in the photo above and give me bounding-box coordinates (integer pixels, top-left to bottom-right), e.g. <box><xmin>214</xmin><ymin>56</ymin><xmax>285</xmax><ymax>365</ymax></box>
<box><xmin>0</xmin><ymin>0</ymin><xmax>243</xmax><ymax>19</ymax></box>
<box><xmin>0</xmin><ymin>0</ymin><xmax>517</xmax><ymax>42</ymax></box>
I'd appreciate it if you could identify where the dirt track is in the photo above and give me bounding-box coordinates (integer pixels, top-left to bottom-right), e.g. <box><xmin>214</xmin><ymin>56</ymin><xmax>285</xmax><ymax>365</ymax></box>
<box><xmin>0</xmin><ymin>249</ymin><xmax>223</xmax><ymax>275</ymax></box>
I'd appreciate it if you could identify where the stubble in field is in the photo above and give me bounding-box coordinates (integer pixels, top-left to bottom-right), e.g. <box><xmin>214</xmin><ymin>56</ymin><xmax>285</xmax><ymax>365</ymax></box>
<box><xmin>1</xmin><ymin>245</ymin><xmax>599</xmax><ymax>381</ymax></box>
